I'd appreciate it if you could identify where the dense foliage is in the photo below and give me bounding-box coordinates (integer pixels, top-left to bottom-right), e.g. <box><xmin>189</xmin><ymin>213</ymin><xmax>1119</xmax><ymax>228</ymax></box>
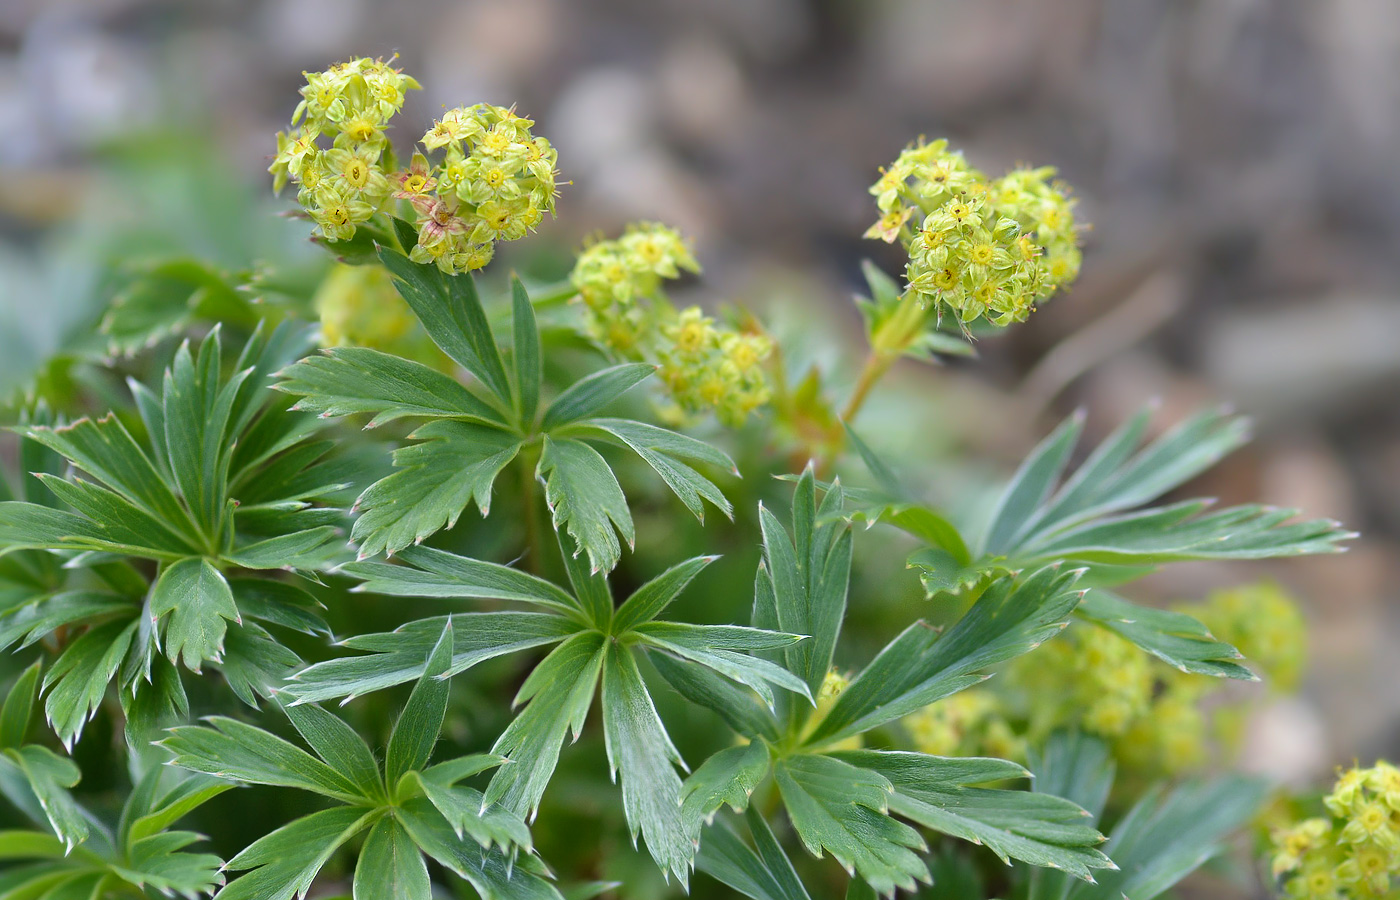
<box><xmin>0</xmin><ymin>56</ymin><xmax>1370</xmax><ymax>900</ymax></box>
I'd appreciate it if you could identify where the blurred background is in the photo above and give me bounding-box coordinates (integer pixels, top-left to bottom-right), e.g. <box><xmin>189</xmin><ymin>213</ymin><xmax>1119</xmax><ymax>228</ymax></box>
<box><xmin>0</xmin><ymin>0</ymin><xmax>1397</xmax><ymax>856</ymax></box>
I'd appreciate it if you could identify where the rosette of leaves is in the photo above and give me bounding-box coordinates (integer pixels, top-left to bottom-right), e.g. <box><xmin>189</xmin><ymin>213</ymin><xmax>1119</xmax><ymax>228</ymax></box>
<box><xmin>278</xmin><ymin>522</ymin><xmax>809</xmax><ymax>889</ymax></box>
<box><xmin>274</xmin><ymin>218</ymin><xmax>737</xmax><ymax>572</ymax></box>
<box><xmin>0</xmin><ymin>323</ymin><xmax>354</xmax><ymax>747</ymax></box>
<box><xmin>162</xmin><ymin>621</ymin><xmax>558</xmax><ymax>900</ymax></box>
<box><xmin>841</xmin><ymin>406</ymin><xmax>1353</xmax><ymax>678</ymax></box>
<box><xmin>280</xmin><ymin>471</ymin><xmax>1115</xmax><ymax>897</ymax></box>
<box><xmin>0</xmin><ymin>663</ymin><xmax>229</xmax><ymax>899</ymax></box>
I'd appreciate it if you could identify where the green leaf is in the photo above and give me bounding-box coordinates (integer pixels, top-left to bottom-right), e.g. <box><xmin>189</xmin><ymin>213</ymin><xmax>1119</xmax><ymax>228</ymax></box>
<box><xmin>379</xmin><ymin>245</ymin><xmax>512</xmax><ymax>403</ymax></box>
<box><xmin>613</xmin><ymin>555</ymin><xmax>718</xmax><ymax>632</ymax></box>
<box><xmin>351</xmin><ymin>422</ymin><xmax>521</xmax><ymax>559</ymax></box>
<box><xmin>906</xmin><ymin>548</ymin><xmax>1008</xmax><ymax>597</ymax></box>
<box><xmin>397</xmin><ymin>798</ymin><xmax>564</xmax><ymax>900</ymax></box>
<box><xmin>3</xmin><ymin>746</ymin><xmax>89</xmax><ymax>851</ymax></box>
<box><xmin>511</xmin><ymin>277</ymin><xmax>542</xmax><ymax>427</ymax></box>
<box><xmin>149</xmin><ymin>558</ymin><xmax>240</xmax><ymax>672</ymax></box>
<box><xmin>680</xmin><ymin>741</ymin><xmax>770</xmax><ymax>827</ymax></box>
<box><xmin>0</xmin><ymin>501</ymin><xmax>187</xmax><ymax>560</ymax></box>
<box><xmin>758</xmin><ymin>470</ymin><xmax>853</xmax><ymax>698</ymax></box>
<box><xmin>807</xmin><ymin>566</ymin><xmax>1084</xmax><ymax>746</ymax></box>
<box><xmin>163</xmin><ymin>716</ymin><xmax>369</xmax><ymax>803</ymax></box>
<box><xmin>979</xmin><ymin>408</ymin><xmax>1353</xmax><ymax>567</ymax></box>
<box><xmin>218</xmin><ymin>806</ymin><xmax>374</xmax><ymax>900</ymax></box>
<box><xmin>633</xmin><ymin>623</ymin><xmax>812</xmax><ymax>710</ymax></box>
<box><xmin>386</xmin><ymin>620</ymin><xmax>453</xmax><ymax>788</ymax></box>
<box><xmin>696</xmin><ymin>807</ymin><xmax>813</xmax><ymax>900</ymax></box>
<box><xmin>162</xmin><ymin>331</ymin><xmax>247</xmax><ymax>535</ymax></box>
<box><xmin>36</xmin><ymin>476</ymin><xmax>200</xmax><ymax>557</ymax></box>
<box><xmin>774</xmin><ymin>754</ymin><xmax>928</xmax><ymax>896</ymax></box>
<box><xmin>565</xmin><ymin>418</ymin><xmax>735</xmax><ymax>522</ymax></box>
<box><xmin>538</xmin><ymin>436</ymin><xmax>634</xmax><ymax>575</ymax></box>
<box><xmin>123</xmin><ymin>770</ymin><xmax>233</xmax><ymax>844</ymax></box>
<box><xmin>541</xmin><ymin>363</ymin><xmax>654</xmax><ymax>432</ymax></box>
<box><xmin>119</xmin><ymin>828</ymin><xmax>225</xmax><ymax>897</ymax></box>
<box><xmin>1064</xmin><ymin>777</ymin><xmax>1267</xmax><ymax>900</ymax></box>
<box><xmin>649</xmin><ymin>652</ymin><xmax>779</xmax><ymax>742</ymax></box>
<box><xmin>407</xmin><ymin>772</ymin><xmax>530</xmax><ymax>852</ymax></box>
<box><xmin>275</xmin><ymin>346</ymin><xmax>506</xmax><ymax>427</ymax></box>
<box><xmin>0</xmin><ymin>592</ymin><xmax>133</xmax><ymax>654</ymax></box>
<box><xmin>342</xmin><ymin>545</ymin><xmax>581</xmax><ymax>614</ymax></box>
<box><xmin>218</xmin><ymin>624</ymin><xmax>302</xmax><ymax>706</ymax></box>
<box><xmin>353</xmin><ymin>816</ymin><xmax>429</xmax><ymax>900</ymax></box>
<box><xmin>284</xmin><ymin>611</ymin><xmax>577</xmax><ymax>703</ymax></box>
<box><xmin>834</xmin><ymin>750</ymin><xmax>1113</xmax><ymax>880</ymax></box>
<box><xmin>20</xmin><ymin>415</ymin><xmax>198</xmax><ymax>542</ymax></box>
<box><xmin>226</xmin><ymin>527</ymin><xmax>343</xmax><ymax>570</ymax></box>
<box><xmin>486</xmin><ymin>632</ymin><xmax>606</xmax><ymax>819</ymax></box>
<box><xmin>282</xmin><ymin>703</ymin><xmax>383</xmax><ymax>803</ymax></box>
<box><xmin>229</xmin><ymin>579</ymin><xmax>329</xmax><ymax>637</ymax></box>
<box><xmin>44</xmin><ymin>618</ymin><xmax>137</xmax><ymax>749</ymax></box>
<box><xmin>600</xmin><ymin>644</ymin><xmax>696</xmax><ymax>886</ymax></box>
<box><xmin>1029</xmin><ymin>731</ymin><xmax>1115</xmax><ymax>822</ymax></box>
<box><xmin>0</xmin><ymin>662</ymin><xmax>41</xmax><ymax>748</ymax></box>
<box><xmin>1077</xmin><ymin>590</ymin><xmax>1254</xmax><ymax>679</ymax></box>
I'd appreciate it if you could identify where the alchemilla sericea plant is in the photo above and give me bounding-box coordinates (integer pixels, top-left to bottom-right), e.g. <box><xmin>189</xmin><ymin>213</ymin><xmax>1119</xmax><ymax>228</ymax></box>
<box><xmin>0</xmin><ymin>55</ymin><xmax>1380</xmax><ymax>900</ymax></box>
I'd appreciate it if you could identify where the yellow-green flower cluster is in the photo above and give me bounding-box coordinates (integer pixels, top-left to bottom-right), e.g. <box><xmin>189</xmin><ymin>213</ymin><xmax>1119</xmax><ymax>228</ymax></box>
<box><xmin>1115</xmin><ymin>672</ymin><xmax>1215</xmax><ymax>774</ymax></box>
<box><xmin>571</xmin><ymin>222</ymin><xmax>701</xmax><ymax>354</ymax></box>
<box><xmin>1271</xmin><ymin>763</ymin><xmax>1400</xmax><ymax>899</ymax></box>
<box><xmin>401</xmin><ymin>104</ymin><xmax>560</xmax><ymax>274</ymax></box>
<box><xmin>1013</xmin><ymin>622</ymin><xmax>1153</xmax><ymax>738</ymax></box>
<box><xmin>567</xmin><ymin>224</ymin><xmax>771</xmax><ymax>427</ymax></box>
<box><xmin>271</xmin><ymin>57</ymin><xmax>419</xmax><ymax>240</ymax></box>
<box><xmin>866</xmin><ymin>138</ymin><xmax>1082</xmax><ymax>327</ymax></box>
<box><xmin>1188</xmin><ymin>582</ymin><xmax>1308</xmax><ymax>691</ymax></box>
<box><xmin>903</xmin><ymin>690</ymin><xmax>1024</xmax><ymax>761</ymax></box>
<box><xmin>656</xmin><ymin>308</ymin><xmax>772</xmax><ymax>428</ymax></box>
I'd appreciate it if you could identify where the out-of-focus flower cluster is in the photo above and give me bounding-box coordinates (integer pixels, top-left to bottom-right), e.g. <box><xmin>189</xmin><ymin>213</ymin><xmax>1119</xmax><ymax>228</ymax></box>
<box><xmin>921</xmin><ymin>582</ymin><xmax>1309</xmax><ymax>779</ymax></box>
<box><xmin>270</xmin><ymin>57</ymin><xmax>419</xmax><ymax>241</ymax></box>
<box><xmin>903</xmin><ymin>690</ymin><xmax>1024</xmax><ymax>762</ymax></box>
<box><xmin>569</xmin><ymin>223</ymin><xmax>771</xmax><ymax>427</ymax></box>
<box><xmin>866</xmin><ymin>138</ymin><xmax>1082</xmax><ymax>328</ymax></box>
<box><xmin>313</xmin><ymin>263</ymin><xmax>442</xmax><ymax>365</ymax></box>
<box><xmin>1271</xmin><ymin>762</ymin><xmax>1400</xmax><ymax>899</ymax></box>
<box><xmin>270</xmin><ymin>59</ymin><xmax>558</xmax><ymax>272</ymax></box>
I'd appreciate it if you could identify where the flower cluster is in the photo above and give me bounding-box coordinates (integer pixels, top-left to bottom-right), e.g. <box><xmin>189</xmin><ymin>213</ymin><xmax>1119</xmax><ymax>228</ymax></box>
<box><xmin>571</xmin><ymin>222</ymin><xmax>701</xmax><ymax>354</ymax></box>
<box><xmin>400</xmin><ymin>104</ymin><xmax>560</xmax><ymax>274</ymax></box>
<box><xmin>1271</xmin><ymin>763</ymin><xmax>1400</xmax><ymax>899</ymax></box>
<box><xmin>270</xmin><ymin>57</ymin><xmax>420</xmax><ymax>240</ymax></box>
<box><xmin>568</xmin><ymin>224</ymin><xmax>771</xmax><ymax>427</ymax></box>
<box><xmin>313</xmin><ymin>263</ymin><xmax>441</xmax><ymax>364</ymax></box>
<box><xmin>903</xmin><ymin>690</ymin><xmax>1024</xmax><ymax>761</ymax></box>
<box><xmin>866</xmin><ymin>138</ymin><xmax>1082</xmax><ymax>327</ymax></box>
<box><xmin>1012</xmin><ymin>622</ymin><xmax>1153</xmax><ymax>738</ymax></box>
<box><xmin>656</xmin><ymin>308</ymin><xmax>772</xmax><ymax>428</ymax></box>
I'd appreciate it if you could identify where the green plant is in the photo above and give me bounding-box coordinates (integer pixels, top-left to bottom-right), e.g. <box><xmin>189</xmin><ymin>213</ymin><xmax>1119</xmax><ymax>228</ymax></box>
<box><xmin>0</xmin><ymin>57</ymin><xmax>1356</xmax><ymax>900</ymax></box>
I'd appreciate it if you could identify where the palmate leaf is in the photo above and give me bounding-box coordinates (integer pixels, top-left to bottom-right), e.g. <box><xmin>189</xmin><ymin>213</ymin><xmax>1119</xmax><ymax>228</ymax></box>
<box><xmin>755</xmin><ymin>468</ymin><xmax>853</xmax><ymax>702</ymax></box>
<box><xmin>601</xmin><ymin>643</ymin><xmax>697</xmax><ymax>887</ymax></box>
<box><xmin>680</xmin><ymin>741</ymin><xmax>771</xmax><ymax>829</ymax></box>
<box><xmin>44</xmin><ymin>618</ymin><xmax>137</xmax><ymax>748</ymax></box>
<box><xmin>848</xmin><ymin>408</ymin><xmax>1350</xmax><ymax>682</ymax></box>
<box><xmin>150</xmin><ymin>557</ymin><xmax>240</xmax><ymax>673</ymax></box>
<box><xmin>0</xmin><ymin>745</ymin><xmax>89</xmax><ymax>851</ymax></box>
<box><xmin>805</xmin><ymin>565</ymin><xmax>1086</xmax><ymax>747</ymax></box>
